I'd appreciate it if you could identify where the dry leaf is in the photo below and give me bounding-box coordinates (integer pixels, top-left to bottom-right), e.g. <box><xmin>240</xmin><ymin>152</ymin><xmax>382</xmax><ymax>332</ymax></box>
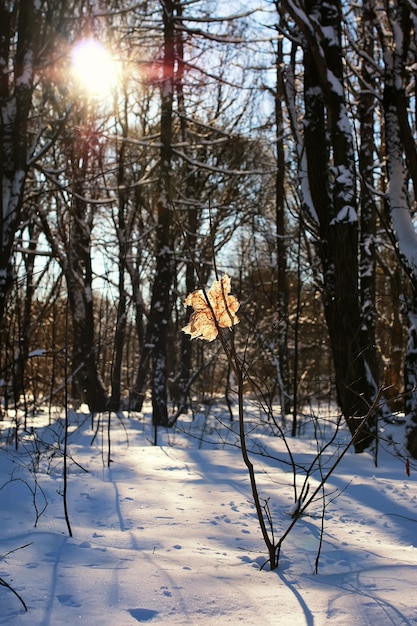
<box><xmin>182</xmin><ymin>273</ymin><xmax>240</xmax><ymax>341</ymax></box>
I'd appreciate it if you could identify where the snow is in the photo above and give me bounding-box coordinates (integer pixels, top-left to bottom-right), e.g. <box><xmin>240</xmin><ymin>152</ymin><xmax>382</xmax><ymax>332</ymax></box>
<box><xmin>321</xmin><ymin>26</ymin><xmax>338</xmax><ymax>48</ymax></box>
<box><xmin>1</xmin><ymin>406</ymin><xmax>417</xmax><ymax>625</ymax></box>
<box><xmin>15</xmin><ymin>51</ymin><xmax>34</xmax><ymax>88</ymax></box>
<box><xmin>326</xmin><ymin>70</ymin><xmax>343</xmax><ymax>97</ymax></box>
<box><xmin>329</xmin><ymin>205</ymin><xmax>357</xmax><ymax>224</ymax></box>
<box><xmin>27</xmin><ymin>349</ymin><xmax>46</xmax><ymax>358</ymax></box>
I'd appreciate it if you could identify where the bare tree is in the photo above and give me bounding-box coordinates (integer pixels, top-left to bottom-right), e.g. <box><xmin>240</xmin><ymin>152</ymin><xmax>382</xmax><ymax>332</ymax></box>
<box><xmin>0</xmin><ymin>1</ymin><xmax>42</xmax><ymax>320</ymax></box>
<box><xmin>280</xmin><ymin>0</ymin><xmax>381</xmax><ymax>449</ymax></box>
<box><xmin>377</xmin><ymin>0</ymin><xmax>417</xmax><ymax>455</ymax></box>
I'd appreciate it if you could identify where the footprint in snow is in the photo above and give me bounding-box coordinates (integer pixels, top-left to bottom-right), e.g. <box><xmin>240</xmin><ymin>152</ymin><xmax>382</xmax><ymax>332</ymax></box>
<box><xmin>57</xmin><ymin>593</ymin><xmax>81</xmax><ymax>608</ymax></box>
<box><xmin>128</xmin><ymin>607</ymin><xmax>159</xmax><ymax>622</ymax></box>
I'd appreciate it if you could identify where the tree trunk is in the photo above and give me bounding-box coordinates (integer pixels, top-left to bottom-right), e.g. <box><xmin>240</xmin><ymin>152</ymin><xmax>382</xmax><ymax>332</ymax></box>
<box><xmin>358</xmin><ymin>6</ymin><xmax>379</xmax><ymax>384</ymax></box>
<box><xmin>13</xmin><ymin>220</ymin><xmax>39</xmax><ymax>403</ymax></box>
<box><xmin>65</xmin><ymin>117</ymin><xmax>108</xmax><ymax>413</ymax></box>
<box><xmin>147</xmin><ymin>0</ymin><xmax>176</xmax><ymax>426</ymax></box>
<box><xmin>300</xmin><ymin>0</ymin><xmax>379</xmax><ymax>450</ymax></box>
<box><xmin>67</xmin><ymin>241</ymin><xmax>108</xmax><ymax>413</ymax></box>
<box><xmin>275</xmin><ymin>23</ymin><xmax>291</xmax><ymax>417</ymax></box>
<box><xmin>110</xmin><ymin>120</ymin><xmax>129</xmax><ymax>411</ymax></box>
<box><xmin>172</xmin><ymin>5</ymin><xmax>197</xmax><ymax>415</ymax></box>
<box><xmin>0</xmin><ymin>0</ymin><xmax>39</xmax><ymax>321</ymax></box>
<box><xmin>382</xmin><ymin>9</ymin><xmax>417</xmax><ymax>453</ymax></box>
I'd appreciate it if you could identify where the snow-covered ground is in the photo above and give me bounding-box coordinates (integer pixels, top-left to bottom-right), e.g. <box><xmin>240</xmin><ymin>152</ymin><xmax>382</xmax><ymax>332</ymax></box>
<box><xmin>1</xmin><ymin>404</ymin><xmax>417</xmax><ymax>625</ymax></box>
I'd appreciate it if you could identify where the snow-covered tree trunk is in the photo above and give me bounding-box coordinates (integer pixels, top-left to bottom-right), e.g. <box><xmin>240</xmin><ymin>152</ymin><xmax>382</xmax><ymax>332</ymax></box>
<box><xmin>358</xmin><ymin>5</ymin><xmax>379</xmax><ymax>383</ymax></box>
<box><xmin>380</xmin><ymin>1</ymin><xmax>417</xmax><ymax>455</ymax></box>
<box><xmin>283</xmin><ymin>0</ymin><xmax>380</xmax><ymax>449</ymax></box>
<box><xmin>384</xmin><ymin>88</ymin><xmax>417</xmax><ymax>451</ymax></box>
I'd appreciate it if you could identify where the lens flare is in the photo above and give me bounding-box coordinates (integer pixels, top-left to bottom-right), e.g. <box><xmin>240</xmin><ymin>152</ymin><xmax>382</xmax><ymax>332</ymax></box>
<box><xmin>71</xmin><ymin>39</ymin><xmax>119</xmax><ymax>99</ymax></box>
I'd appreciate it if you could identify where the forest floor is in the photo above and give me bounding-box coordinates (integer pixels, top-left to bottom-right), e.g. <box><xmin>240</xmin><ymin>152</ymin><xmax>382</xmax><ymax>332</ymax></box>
<box><xmin>1</xmin><ymin>401</ymin><xmax>417</xmax><ymax>625</ymax></box>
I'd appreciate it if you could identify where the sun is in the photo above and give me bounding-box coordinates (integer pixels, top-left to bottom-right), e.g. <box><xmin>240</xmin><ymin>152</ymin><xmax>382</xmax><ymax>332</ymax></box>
<box><xmin>71</xmin><ymin>38</ymin><xmax>119</xmax><ymax>100</ymax></box>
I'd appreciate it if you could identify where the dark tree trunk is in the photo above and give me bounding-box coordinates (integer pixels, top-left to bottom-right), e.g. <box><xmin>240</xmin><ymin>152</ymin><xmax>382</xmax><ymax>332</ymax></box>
<box><xmin>110</xmin><ymin>123</ymin><xmax>128</xmax><ymax>411</ymax></box>
<box><xmin>380</xmin><ymin>2</ymin><xmax>417</xmax><ymax>454</ymax></box>
<box><xmin>0</xmin><ymin>0</ymin><xmax>39</xmax><ymax>321</ymax></box>
<box><xmin>13</xmin><ymin>220</ymin><xmax>39</xmax><ymax>403</ymax></box>
<box><xmin>175</xmin><ymin>204</ymin><xmax>197</xmax><ymax>414</ymax></box>
<box><xmin>275</xmin><ymin>25</ymin><xmax>291</xmax><ymax>417</ymax></box>
<box><xmin>172</xmin><ymin>4</ymin><xmax>197</xmax><ymax>415</ymax></box>
<box><xmin>146</xmin><ymin>0</ymin><xmax>176</xmax><ymax>426</ymax></box>
<box><xmin>358</xmin><ymin>6</ymin><xmax>379</xmax><ymax>382</ymax></box>
<box><xmin>67</xmin><ymin>236</ymin><xmax>108</xmax><ymax>413</ymax></box>
<box><xmin>301</xmin><ymin>0</ymin><xmax>379</xmax><ymax>450</ymax></box>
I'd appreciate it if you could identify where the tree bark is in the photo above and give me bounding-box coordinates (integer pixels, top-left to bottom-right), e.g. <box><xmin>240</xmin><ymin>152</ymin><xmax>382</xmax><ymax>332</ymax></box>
<box><xmin>147</xmin><ymin>0</ymin><xmax>176</xmax><ymax>426</ymax></box>
<box><xmin>63</xmin><ymin>114</ymin><xmax>108</xmax><ymax>413</ymax></box>
<box><xmin>381</xmin><ymin>3</ymin><xmax>417</xmax><ymax>454</ymax></box>
<box><xmin>110</xmin><ymin>116</ymin><xmax>129</xmax><ymax>411</ymax></box>
<box><xmin>358</xmin><ymin>5</ymin><xmax>379</xmax><ymax>380</ymax></box>
<box><xmin>0</xmin><ymin>0</ymin><xmax>40</xmax><ymax>321</ymax></box>
<box><xmin>274</xmin><ymin>18</ymin><xmax>291</xmax><ymax>417</ymax></box>
<box><xmin>294</xmin><ymin>0</ymin><xmax>380</xmax><ymax>449</ymax></box>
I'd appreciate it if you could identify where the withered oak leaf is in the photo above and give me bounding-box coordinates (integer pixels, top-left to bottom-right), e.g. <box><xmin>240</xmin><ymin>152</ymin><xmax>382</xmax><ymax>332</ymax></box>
<box><xmin>182</xmin><ymin>273</ymin><xmax>240</xmax><ymax>341</ymax></box>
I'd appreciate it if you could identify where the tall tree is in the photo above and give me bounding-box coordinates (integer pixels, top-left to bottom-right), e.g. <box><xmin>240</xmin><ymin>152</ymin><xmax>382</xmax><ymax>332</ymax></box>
<box><xmin>0</xmin><ymin>0</ymin><xmax>42</xmax><ymax>320</ymax></box>
<box><xmin>357</xmin><ymin>3</ymin><xmax>379</xmax><ymax>379</ymax></box>
<box><xmin>281</xmin><ymin>0</ymin><xmax>381</xmax><ymax>449</ymax></box>
<box><xmin>378</xmin><ymin>0</ymin><xmax>417</xmax><ymax>456</ymax></box>
<box><xmin>133</xmin><ymin>0</ymin><xmax>176</xmax><ymax>426</ymax></box>
<box><xmin>271</xmin><ymin>5</ymin><xmax>291</xmax><ymax>418</ymax></box>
